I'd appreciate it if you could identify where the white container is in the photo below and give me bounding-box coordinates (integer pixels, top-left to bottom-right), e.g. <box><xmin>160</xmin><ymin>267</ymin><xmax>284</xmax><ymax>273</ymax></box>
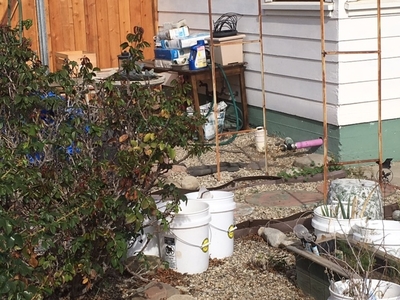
<box><xmin>352</xmin><ymin>220</ymin><xmax>400</xmax><ymax>258</ymax></box>
<box><xmin>312</xmin><ymin>205</ymin><xmax>366</xmax><ymax>239</ymax></box>
<box><xmin>328</xmin><ymin>279</ymin><xmax>400</xmax><ymax>299</ymax></box>
<box><xmin>126</xmin><ymin>199</ymin><xmax>168</xmax><ymax>257</ymax></box>
<box><xmin>160</xmin><ymin>201</ymin><xmax>211</xmax><ymax>274</ymax></box>
<box><xmin>185</xmin><ymin>191</ymin><xmax>236</xmax><ymax>259</ymax></box>
<box><xmin>254</xmin><ymin>126</ymin><xmax>267</xmax><ymax>152</ymax></box>
<box><xmin>327</xmin><ymin>179</ymin><xmax>383</xmax><ymax>220</ymax></box>
<box><xmin>127</xmin><ymin>217</ymin><xmax>160</xmax><ymax>257</ymax></box>
<box><xmin>208</xmin><ymin>34</ymin><xmax>246</xmax><ymax>66</ymax></box>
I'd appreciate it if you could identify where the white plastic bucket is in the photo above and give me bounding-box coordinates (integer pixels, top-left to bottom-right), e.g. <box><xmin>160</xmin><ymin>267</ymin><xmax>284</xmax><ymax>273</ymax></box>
<box><xmin>328</xmin><ymin>279</ymin><xmax>400</xmax><ymax>299</ymax></box>
<box><xmin>352</xmin><ymin>220</ymin><xmax>400</xmax><ymax>258</ymax></box>
<box><xmin>254</xmin><ymin>126</ymin><xmax>267</xmax><ymax>152</ymax></box>
<box><xmin>126</xmin><ymin>199</ymin><xmax>168</xmax><ymax>257</ymax></box>
<box><xmin>127</xmin><ymin>217</ymin><xmax>160</xmax><ymax>257</ymax></box>
<box><xmin>312</xmin><ymin>205</ymin><xmax>366</xmax><ymax>239</ymax></box>
<box><xmin>160</xmin><ymin>201</ymin><xmax>211</xmax><ymax>274</ymax></box>
<box><xmin>185</xmin><ymin>191</ymin><xmax>236</xmax><ymax>259</ymax></box>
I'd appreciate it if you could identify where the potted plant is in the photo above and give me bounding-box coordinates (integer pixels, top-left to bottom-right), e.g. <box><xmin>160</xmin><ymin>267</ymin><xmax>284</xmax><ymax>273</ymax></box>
<box><xmin>109</xmin><ymin>25</ymin><xmax>164</xmax><ymax>85</ymax></box>
<box><xmin>329</xmin><ymin>278</ymin><xmax>400</xmax><ymax>299</ymax></box>
<box><xmin>312</xmin><ymin>198</ymin><xmax>368</xmax><ymax>239</ymax></box>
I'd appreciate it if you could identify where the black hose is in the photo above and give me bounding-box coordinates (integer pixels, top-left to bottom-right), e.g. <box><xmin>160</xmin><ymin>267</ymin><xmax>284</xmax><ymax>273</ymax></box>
<box><xmin>213</xmin><ymin>13</ymin><xmax>242</xmax><ymax>38</ymax></box>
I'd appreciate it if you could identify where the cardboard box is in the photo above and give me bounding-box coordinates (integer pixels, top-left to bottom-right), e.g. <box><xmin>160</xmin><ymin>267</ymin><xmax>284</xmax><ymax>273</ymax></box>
<box><xmin>157</xmin><ymin>26</ymin><xmax>190</xmax><ymax>40</ymax></box>
<box><xmin>55</xmin><ymin>51</ymin><xmax>97</xmax><ymax>73</ymax></box>
<box><xmin>168</xmin><ymin>26</ymin><xmax>190</xmax><ymax>39</ymax></box>
<box><xmin>154</xmin><ymin>48</ymin><xmax>191</xmax><ymax>61</ymax></box>
<box><xmin>209</xmin><ymin>34</ymin><xmax>246</xmax><ymax>66</ymax></box>
<box><xmin>156</xmin><ymin>33</ymin><xmax>210</xmax><ymax>49</ymax></box>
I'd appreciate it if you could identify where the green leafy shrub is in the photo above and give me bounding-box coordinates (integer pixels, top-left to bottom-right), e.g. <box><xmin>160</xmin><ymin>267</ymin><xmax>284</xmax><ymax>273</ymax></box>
<box><xmin>0</xmin><ymin>22</ymin><xmax>207</xmax><ymax>299</ymax></box>
<box><xmin>277</xmin><ymin>160</ymin><xmax>343</xmax><ymax>182</ymax></box>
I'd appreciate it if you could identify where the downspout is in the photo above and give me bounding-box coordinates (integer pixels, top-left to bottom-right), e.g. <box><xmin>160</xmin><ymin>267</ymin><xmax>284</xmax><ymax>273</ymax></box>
<box><xmin>36</xmin><ymin>0</ymin><xmax>49</xmax><ymax>66</ymax></box>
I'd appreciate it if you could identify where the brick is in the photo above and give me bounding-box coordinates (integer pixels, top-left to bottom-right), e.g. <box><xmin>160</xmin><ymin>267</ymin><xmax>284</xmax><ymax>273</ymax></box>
<box><xmin>144</xmin><ymin>282</ymin><xmax>167</xmax><ymax>300</ymax></box>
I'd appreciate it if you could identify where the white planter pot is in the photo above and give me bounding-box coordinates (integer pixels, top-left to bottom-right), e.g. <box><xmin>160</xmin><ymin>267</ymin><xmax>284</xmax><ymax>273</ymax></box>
<box><xmin>312</xmin><ymin>205</ymin><xmax>366</xmax><ymax>239</ymax></box>
<box><xmin>328</xmin><ymin>279</ymin><xmax>400</xmax><ymax>300</ymax></box>
<box><xmin>352</xmin><ymin>220</ymin><xmax>400</xmax><ymax>258</ymax></box>
<box><xmin>327</xmin><ymin>179</ymin><xmax>383</xmax><ymax>220</ymax></box>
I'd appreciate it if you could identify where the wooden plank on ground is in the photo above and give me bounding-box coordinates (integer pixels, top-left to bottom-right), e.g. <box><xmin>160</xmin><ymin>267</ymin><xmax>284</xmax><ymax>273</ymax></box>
<box><xmin>286</xmin><ymin>242</ymin><xmax>358</xmax><ymax>279</ymax></box>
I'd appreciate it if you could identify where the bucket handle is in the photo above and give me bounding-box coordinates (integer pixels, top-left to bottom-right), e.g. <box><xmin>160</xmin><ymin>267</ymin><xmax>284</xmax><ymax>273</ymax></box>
<box><xmin>210</xmin><ymin>224</ymin><xmax>237</xmax><ymax>237</ymax></box>
<box><xmin>168</xmin><ymin>227</ymin><xmax>212</xmax><ymax>251</ymax></box>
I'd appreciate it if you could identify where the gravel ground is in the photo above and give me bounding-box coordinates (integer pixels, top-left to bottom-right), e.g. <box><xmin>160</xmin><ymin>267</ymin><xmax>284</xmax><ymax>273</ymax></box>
<box><xmin>78</xmin><ymin>133</ymin><xmax>400</xmax><ymax>300</ymax></box>
<box><xmin>163</xmin><ymin>133</ymin><xmax>400</xmax><ymax>300</ymax></box>
<box><xmin>166</xmin><ymin>134</ymin><xmax>319</xmax><ymax>300</ymax></box>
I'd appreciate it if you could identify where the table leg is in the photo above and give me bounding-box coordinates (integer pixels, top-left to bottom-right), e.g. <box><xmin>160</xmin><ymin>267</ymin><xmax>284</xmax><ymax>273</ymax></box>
<box><xmin>189</xmin><ymin>75</ymin><xmax>204</xmax><ymax>141</ymax></box>
<box><xmin>239</xmin><ymin>67</ymin><xmax>249</xmax><ymax>130</ymax></box>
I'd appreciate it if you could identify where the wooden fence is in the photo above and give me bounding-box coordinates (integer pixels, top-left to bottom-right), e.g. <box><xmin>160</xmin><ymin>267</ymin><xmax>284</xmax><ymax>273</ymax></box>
<box><xmin>0</xmin><ymin>0</ymin><xmax>157</xmax><ymax>71</ymax></box>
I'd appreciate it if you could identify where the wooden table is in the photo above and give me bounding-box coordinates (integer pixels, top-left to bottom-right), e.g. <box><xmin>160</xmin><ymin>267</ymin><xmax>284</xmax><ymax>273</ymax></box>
<box><xmin>145</xmin><ymin>62</ymin><xmax>249</xmax><ymax>140</ymax></box>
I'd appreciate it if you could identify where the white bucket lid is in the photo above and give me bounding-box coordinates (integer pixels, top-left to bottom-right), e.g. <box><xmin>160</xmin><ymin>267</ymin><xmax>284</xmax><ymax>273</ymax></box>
<box><xmin>185</xmin><ymin>191</ymin><xmax>236</xmax><ymax>212</ymax></box>
<box><xmin>169</xmin><ymin>201</ymin><xmax>211</xmax><ymax>229</ymax></box>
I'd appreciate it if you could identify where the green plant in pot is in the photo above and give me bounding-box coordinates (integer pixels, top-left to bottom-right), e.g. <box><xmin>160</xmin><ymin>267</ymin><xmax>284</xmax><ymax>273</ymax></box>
<box><xmin>320</xmin><ymin>197</ymin><xmax>359</xmax><ymax>219</ymax></box>
<box><xmin>312</xmin><ymin>184</ymin><xmax>380</xmax><ymax>240</ymax></box>
<box><xmin>0</xmin><ymin>22</ymin><xmax>208</xmax><ymax>299</ymax></box>
<box><xmin>112</xmin><ymin>25</ymin><xmax>157</xmax><ymax>82</ymax></box>
<box><xmin>312</xmin><ymin>201</ymin><xmax>367</xmax><ymax>239</ymax></box>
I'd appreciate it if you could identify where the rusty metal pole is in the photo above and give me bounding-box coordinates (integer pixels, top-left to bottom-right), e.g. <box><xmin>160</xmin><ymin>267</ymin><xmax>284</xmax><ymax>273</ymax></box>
<box><xmin>377</xmin><ymin>0</ymin><xmax>383</xmax><ymax>188</ymax></box>
<box><xmin>207</xmin><ymin>0</ymin><xmax>221</xmax><ymax>181</ymax></box>
<box><xmin>320</xmin><ymin>0</ymin><xmax>329</xmax><ymax>203</ymax></box>
<box><xmin>258</xmin><ymin>0</ymin><xmax>268</xmax><ymax>175</ymax></box>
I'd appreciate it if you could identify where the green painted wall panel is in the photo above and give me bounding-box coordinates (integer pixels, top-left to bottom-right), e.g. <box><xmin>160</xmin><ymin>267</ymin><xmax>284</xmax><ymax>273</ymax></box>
<box><xmin>246</xmin><ymin>106</ymin><xmax>400</xmax><ymax>162</ymax></box>
<box><xmin>340</xmin><ymin>120</ymin><xmax>400</xmax><ymax>162</ymax></box>
<box><xmin>247</xmin><ymin>106</ymin><xmax>340</xmax><ymax>159</ymax></box>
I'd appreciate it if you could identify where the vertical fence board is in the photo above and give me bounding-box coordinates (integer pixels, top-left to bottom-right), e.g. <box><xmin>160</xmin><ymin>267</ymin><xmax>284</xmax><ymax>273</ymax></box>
<box><xmin>48</xmin><ymin>0</ymin><xmax>63</xmax><ymax>54</ymax></box>
<box><xmin>72</xmin><ymin>0</ymin><xmax>86</xmax><ymax>51</ymax></box>
<box><xmin>0</xmin><ymin>0</ymin><xmax>10</xmax><ymax>24</ymax></box>
<box><xmin>85</xmin><ymin>0</ymin><xmax>99</xmax><ymax>65</ymax></box>
<box><xmin>130</xmin><ymin>0</ymin><xmax>143</xmax><ymax>30</ymax></box>
<box><xmin>106</xmin><ymin>0</ymin><xmax>121</xmax><ymax>67</ymax></box>
<box><xmin>60</xmin><ymin>0</ymin><xmax>75</xmax><ymax>50</ymax></box>
<box><xmin>118</xmin><ymin>0</ymin><xmax>131</xmax><ymax>54</ymax></box>
<box><xmin>0</xmin><ymin>0</ymin><xmax>157</xmax><ymax>70</ymax></box>
<box><xmin>95</xmin><ymin>0</ymin><xmax>110</xmax><ymax>69</ymax></box>
<box><xmin>141</xmin><ymin>0</ymin><xmax>155</xmax><ymax>60</ymax></box>
<box><xmin>23</xmin><ymin>0</ymin><xmax>39</xmax><ymax>55</ymax></box>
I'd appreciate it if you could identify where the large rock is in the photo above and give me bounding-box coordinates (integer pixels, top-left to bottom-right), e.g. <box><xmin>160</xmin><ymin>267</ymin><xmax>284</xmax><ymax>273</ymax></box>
<box><xmin>180</xmin><ymin>175</ymin><xmax>199</xmax><ymax>190</ymax></box>
<box><xmin>165</xmin><ymin>177</ymin><xmax>182</xmax><ymax>188</ymax></box>
<box><xmin>258</xmin><ymin>227</ymin><xmax>289</xmax><ymax>247</ymax></box>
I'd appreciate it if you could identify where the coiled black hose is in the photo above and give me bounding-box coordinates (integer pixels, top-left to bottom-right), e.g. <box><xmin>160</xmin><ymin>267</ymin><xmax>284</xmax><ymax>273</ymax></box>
<box><xmin>213</xmin><ymin>13</ymin><xmax>242</xmax><ymax>38</ymax></box>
